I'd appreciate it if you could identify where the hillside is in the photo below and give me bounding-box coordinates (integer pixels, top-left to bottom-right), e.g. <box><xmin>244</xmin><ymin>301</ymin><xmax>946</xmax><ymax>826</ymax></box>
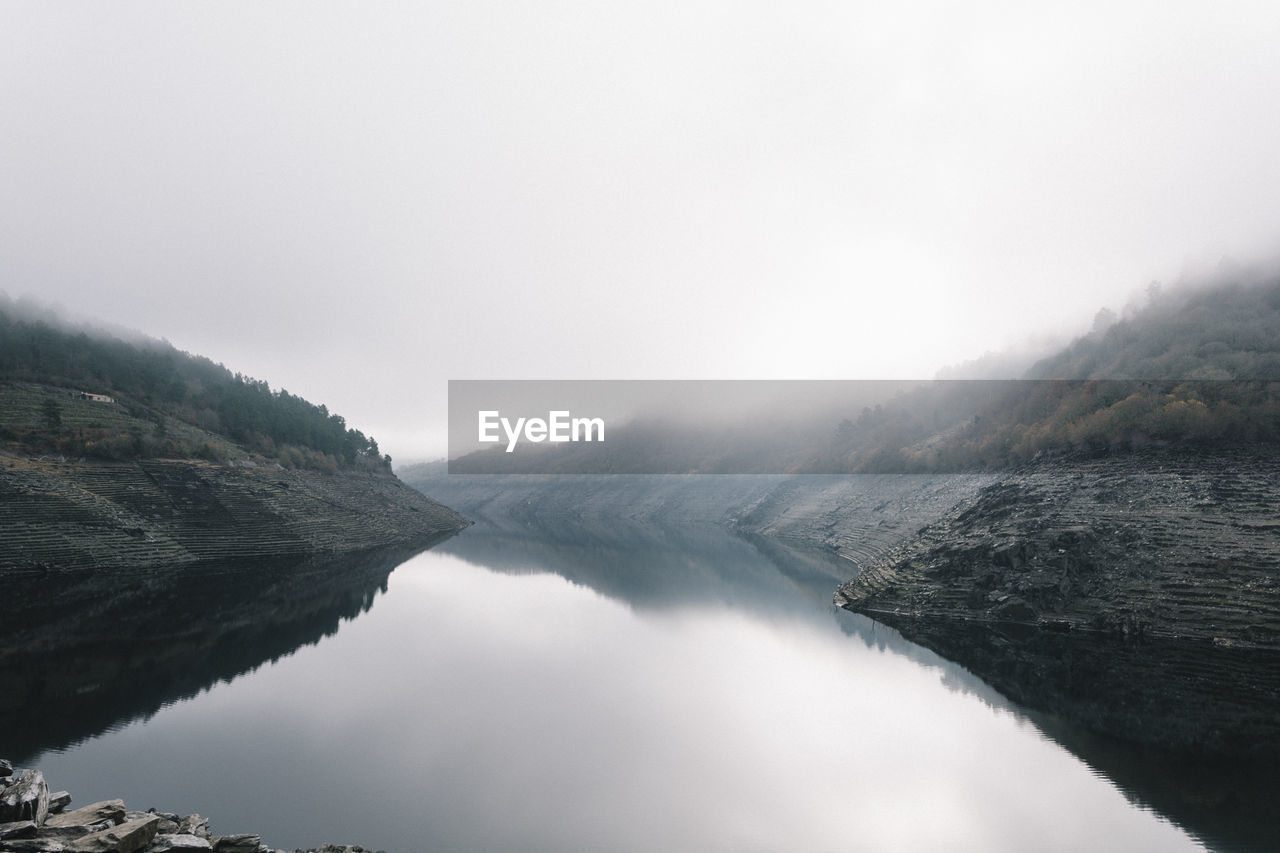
<box><xmin>0</xmin><ymin>301</ymin><xmax>470</xmax><ymax>570</ymax></box>
<box><xmin>0</xmin><ymin>453</ymin><xmax>467</xmax><ymax>573</ymax></box>
<box><xmin>0</xmin><ymin>296</ymin><xmax>388</xmax><ymax>472</ymax></box>
<box><xmin>832</xmin><ymin>272</ymin><xmax>1280</xmax><ymax>766</ymax></box>
<box><xmin>807</xmin><ymin>274</ymin><xmax>1280</xmax><ymax>473</ymax></box>
<box><xmin>443</xmin><ymin>274</ymin><xmax>1280</xmax><ymax>476</ymax></box>
<box><xmin>1029</xmin><ymin>274</ymin><xmax>1280</xmax><ymax>380</ymax></box>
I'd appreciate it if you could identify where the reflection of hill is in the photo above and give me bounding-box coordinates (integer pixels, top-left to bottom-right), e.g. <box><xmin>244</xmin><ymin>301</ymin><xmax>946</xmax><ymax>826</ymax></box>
<box><xmin>403</xmin><ymin>470</ymin><xmax>994</xmax><ymax>580</ymax></box>
<box><xmin>889</xmin><ymin>619</ymin><xmax>1280</xmax><ymax>853</ymax></box>
<box><xmin>1</xmin><ymin>537</ymin><xmax>455</xmax><ymax>764</ymax></box>
<box><xmin>401</xmin><ymin>471</ymin><xmax>786</xmax><ymax>527</ymax></box>
<box><xmin>411</xmin><ymin>470</ymin><xmax>1012</xmax><ymax>666</ymax></box>
<box><xmin>441</xmin><ymin>517</ymin><xmax>813</xmax><ymax>613</ymax></box>
<box><xmin>413</xmin><ymin>471</ymin><xmax>1280</xmax><ymax>853</ymax></box>
<box><xmin>435</xmin><ymin>502</ymin><xmax>1008</xmax><ymax>687</ymax></box>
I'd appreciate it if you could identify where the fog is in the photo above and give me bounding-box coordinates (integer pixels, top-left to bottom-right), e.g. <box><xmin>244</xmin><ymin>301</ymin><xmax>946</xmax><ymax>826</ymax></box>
<box><xmin>4</xmin><ymin>2</ymin><xmax>1280</xmax><ymax>459</ymax></box>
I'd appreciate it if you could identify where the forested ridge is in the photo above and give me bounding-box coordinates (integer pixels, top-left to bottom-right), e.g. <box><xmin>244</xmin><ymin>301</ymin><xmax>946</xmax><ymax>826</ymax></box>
<box><xmin>1029</xmin><ymin>276</ymin><xmax>1280</xmax><ymax>381</ymax></box>
<box><xmin>0</xmin><ymin>297</ymin><xmax>389</xmax><ymax>472</ymax></box>
<box><xmin>445</xmin><ymin>270</ymin><xmax>1280</xmax><ymax>474</ymax></box>
<box><xmin>807</xmin><ymin>274</ymin><xmax>1280</xmax><ymax>472</ymax></box>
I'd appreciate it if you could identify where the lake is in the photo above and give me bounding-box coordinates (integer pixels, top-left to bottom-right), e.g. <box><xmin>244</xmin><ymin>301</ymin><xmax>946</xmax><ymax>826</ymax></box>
<box><xmin>18</xmin><ymin>513</ymin><xmax>1212</xmax><ymax>852</ymax></box>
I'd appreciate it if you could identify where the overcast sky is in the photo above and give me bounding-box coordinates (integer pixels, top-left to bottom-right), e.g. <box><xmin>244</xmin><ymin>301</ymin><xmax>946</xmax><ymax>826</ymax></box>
<box><xmin>4</xmin><ymin>2</ymin><xmax>1280</xmax><ymax>460</ymax></box>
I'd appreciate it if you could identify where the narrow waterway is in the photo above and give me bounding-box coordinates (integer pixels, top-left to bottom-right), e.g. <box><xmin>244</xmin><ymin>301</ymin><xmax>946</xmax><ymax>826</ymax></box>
<box><xmin>24</xmin><ymin>517</ymin><xmax>1205</xmax><ymax>852</ymax></box>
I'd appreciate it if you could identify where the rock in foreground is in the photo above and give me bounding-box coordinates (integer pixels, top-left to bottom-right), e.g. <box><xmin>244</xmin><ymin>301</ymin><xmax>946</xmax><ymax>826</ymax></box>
<box><xmin>0</xmin><ymin>762</ymin><xmax>385</xmax><ymax>853</ymax></box>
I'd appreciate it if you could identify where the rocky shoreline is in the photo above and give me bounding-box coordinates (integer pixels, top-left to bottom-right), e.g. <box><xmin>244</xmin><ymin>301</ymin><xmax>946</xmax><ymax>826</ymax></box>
<box><xmin>835</xmin><ymin>447</ymin><xmax>1280</xmax><ymax>757</ymax></box>
<box><xmin>10</xmin><ymin>449</ymin><xmax>1279</xmax><ymax>849</ymax></box>
<box><xmin>0</xmin><ymin>456</ymin><xmax>471</xmax><ymax>853</ymax></box>
<box><xmin>0</xmin><ymin>760</ymin><xmax>379</xmax><ymax>853</ymax></box>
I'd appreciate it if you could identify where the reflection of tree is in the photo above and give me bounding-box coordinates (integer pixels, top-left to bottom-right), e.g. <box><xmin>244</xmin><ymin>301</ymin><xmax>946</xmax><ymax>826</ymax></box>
<box><xmin>1</xmin><ymin>539</ymin><xmax>448</xmax><ymax>764</ymax></box>
<box><xmin>874</xmin><ymin>613</ymin><xmax>1280</xmax><ymax>853</ymax></box>
<box><xmin>443</xmin><ymin>500</ymin><xmax>1280</xmax><ymax>853</ymax></box>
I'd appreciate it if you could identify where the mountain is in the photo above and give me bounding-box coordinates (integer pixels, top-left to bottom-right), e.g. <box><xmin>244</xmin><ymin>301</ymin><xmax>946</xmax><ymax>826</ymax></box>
<box><xmin>0</xmin><ymin>298</ymin><xmax>469</xmax><ymax>573</ymax></box>
<box><xmin>1028</xmin><ymin>273</ymin><xmax>1280</xmax><ymax>380</ymax></box>
<box><xmin>1</xmin><ymin>294</ymin><xmax>390</xmax><ymax>471</ymax></box>
<box><xmin>833</xmin><ymin>270</ymin><xmax>1280</xmax><ymax>770</ymax></box>
<box><xmin>443</xmin><ymin>274</ymin><xmax>1280</xmax><ymax>476</ymax></box>
<box><xmin>424</xmin><ymin>266</ymin><xmax>1280</xmax><ymax>781</ymax></box>
<box><xmin>810</xmin><ymin>274</ymin><xmax>1280</xmax><ymax>472</ymax></box>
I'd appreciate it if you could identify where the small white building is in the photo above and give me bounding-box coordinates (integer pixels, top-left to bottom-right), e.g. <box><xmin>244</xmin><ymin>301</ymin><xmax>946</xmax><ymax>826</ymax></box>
<box><xmin>78</xmin><ymin>391</ymin><xmax>115</xmax><ymax>403</ymax></box>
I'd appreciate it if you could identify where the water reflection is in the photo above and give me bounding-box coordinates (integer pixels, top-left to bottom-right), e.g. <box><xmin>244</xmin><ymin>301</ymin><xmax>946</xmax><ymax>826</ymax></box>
<box><xmin>433</xmin><ymin>509</ymin><xmax>1017</xmax><ymax>707</ymax></box>
<box><xmin>18</xmin><ymin>515</ymin><xmax>1219</xmax><ymax>852</ymax></box>
<box><xmin>874</xmin><ymin>616</ymin><xmax>1280</xmax><ymax>853</ymax></box>
<box><xmin>1</xmin><ymin>539</ymin><xmax>444</xmax><ymax>764</ymax></box>
<box><xmin>31</xmin><ymin>545</ymin><xmax>1200</xmax><ymax>852</ymax></box>
<box><xmin>440</xmin><ymin>515</ymin><xmax>1278</xmax><ymax>853</ymax></box>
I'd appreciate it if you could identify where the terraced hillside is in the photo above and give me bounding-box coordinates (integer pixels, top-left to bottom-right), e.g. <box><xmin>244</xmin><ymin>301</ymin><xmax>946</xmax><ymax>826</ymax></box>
<box><xmin>836</xmin><ymin>450</ymin><xmax>1280</xmax><ymax>643</ymax></box>
<box><xmin>0</xmin><ymin>453</ymin><xmax>469</xmax><ymax>573</ymax></box>
<box><xmin>728</xmin><ymin>473</ymin><xmax>995</xmax><ymax>567</ymax></box>
<box><xmin>0</xmin><ymin>380</ymin><xmax>244</xmax><ymax>452</ymax></box>
<box><xmin>836</xmin><ymin>448</ymin><xmax>1280</xmax><ymax>756</ymax></box>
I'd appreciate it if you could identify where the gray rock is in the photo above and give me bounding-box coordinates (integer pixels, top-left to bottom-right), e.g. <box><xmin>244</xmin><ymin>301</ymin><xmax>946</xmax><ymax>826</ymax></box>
<box><xmin>211</xmin><ymin>835</ymin><xmax>264</xmax><ymax>852</ymax></box>
<box><xmin>63</xmin><ymin>814</ymin><xmax>159</xmax><ymax>853</ymax></box>
<box><xmin>0</xmin><ymin>759</ymin><xmax>13</xmax><ymax>776</ymax></box>
<box><xmin>148</xmin><ymin>834</ymin><xmax>213</xmax><ymax>850</ymax></box>
<box><xmin>0</xmin><ymin>838</ymin><xmax>69</xmax><ymax>852</ymax></box>
<box><xmin>176</xmin><ymin>815</ymin><xmax>211</xmax><ymax>840</ymax></box>
<box><xmin>993</xmin><ymin>595</ymin><xmax>1037</xmax><ymax>621</ymax></box>
<box><xmin>45</xmin><ymin>800</ymin><xmax>126</xmax><ymax>829</ymax></box>
<box><xmin>26</xmin><ymin>826</ymin><xmax>94</xmax><ymax>840</ymax></box>
<box><xmin>0</xmin><ymin>819</ymin><xmax>38</xmax><ymax>839</ymax></box>
<box><xmin>48</xmin><ymin>792</ymin><xmax>72</xmax><ymax>814</ymax></box>
<box><xmin>0</xmin><ymin>769</ymin><xmax>50</xmax><ymax>825</ymax></box>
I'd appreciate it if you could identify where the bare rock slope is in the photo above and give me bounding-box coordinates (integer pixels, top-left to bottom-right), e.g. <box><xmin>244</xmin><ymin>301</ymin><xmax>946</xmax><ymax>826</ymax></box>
<box><xmin>0</xmin><ymin>455</ymin><xmax>470</xmax><ymax>573</ymax></box>
<box><xmin>836</xmin><ymin>448</ymin><xmax>1280</xmax><ymax>756</ymax></box>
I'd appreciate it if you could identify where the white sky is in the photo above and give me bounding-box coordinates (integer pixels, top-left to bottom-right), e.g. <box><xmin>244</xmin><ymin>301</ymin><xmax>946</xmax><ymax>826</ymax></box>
<box><xmin>4</xmin><ymin>2</ymin><xmax>1280</xmax><ymax>460</ymax></box>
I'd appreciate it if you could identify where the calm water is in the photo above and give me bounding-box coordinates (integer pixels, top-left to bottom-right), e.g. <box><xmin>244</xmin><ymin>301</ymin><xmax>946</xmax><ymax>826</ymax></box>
<box><xmin>28</xmin><ymin>521</ymin><xmax>1203</xmax><ymax>852</ymax></box>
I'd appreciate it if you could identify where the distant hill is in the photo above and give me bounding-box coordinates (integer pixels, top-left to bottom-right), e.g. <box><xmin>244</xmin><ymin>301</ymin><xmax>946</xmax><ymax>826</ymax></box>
<box><xmin>1029</xmin><ymin>275</ymin><xmax>1280</xmax><ymax>381</ymax></box>
<box><xmin>0</xmin><ymin>295</ymin><xmax>388</xmax><ymax>472</ymax></box>
<box><xmin>830</xmin><ymin>279</ymin><xmax>1280</xmax><ymax>779</ymax></box>
<box><xmin>806</xmin><ymin>272</ymin><xmax>1280</xmax><ymax>472</ymax></box>
<box><xmin>0</xmin><ymin>295</ymin><xmax>470</xmax><ymax>573</ymax></box>
<box><xmin>443</xmin><ymin>271</ymin><xmax>1280</xmax><ymax>475</ymax></box>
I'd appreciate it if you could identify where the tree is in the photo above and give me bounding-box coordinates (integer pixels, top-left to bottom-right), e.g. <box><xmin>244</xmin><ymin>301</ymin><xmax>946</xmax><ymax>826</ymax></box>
<box><xmin>41</xmin><ymin>395</ymin><xmax>62</xmax><ymax>431</ymax></box>
<box><xmin>1091</xmin><ymin>307</ymin><xmax>1117</xmax><ymax>335</ymax></box>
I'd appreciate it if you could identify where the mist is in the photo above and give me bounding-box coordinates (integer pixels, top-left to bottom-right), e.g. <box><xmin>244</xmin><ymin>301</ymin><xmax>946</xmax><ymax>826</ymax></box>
<box><xmin>4</xmin><ymin>3</ymin><xmax>1280</xmax><ymax>460</ymax></box>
